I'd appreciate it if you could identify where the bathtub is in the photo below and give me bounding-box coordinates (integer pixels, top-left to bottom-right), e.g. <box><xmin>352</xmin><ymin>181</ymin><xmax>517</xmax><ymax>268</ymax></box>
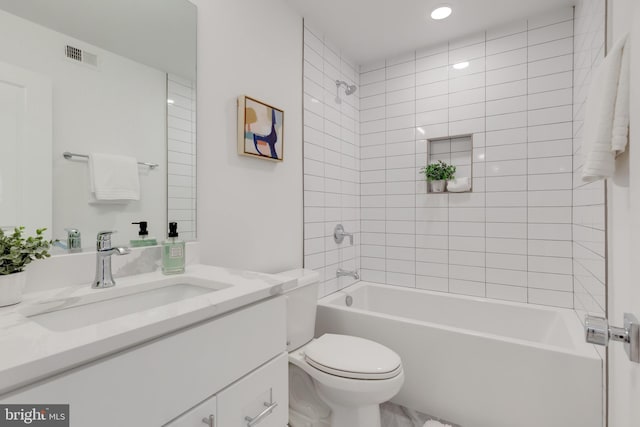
<box><xmin>315</xmin><ymin>282</ymin><xmax>602</xmax><ymax>427</ymax></box>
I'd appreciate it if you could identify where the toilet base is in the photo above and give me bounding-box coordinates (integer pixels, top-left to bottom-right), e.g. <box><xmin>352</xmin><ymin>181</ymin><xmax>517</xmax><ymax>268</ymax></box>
<box><xmin>325</xmin><ymin>402</ymin><xmax>381</xmax><ymax>427</ymax></box>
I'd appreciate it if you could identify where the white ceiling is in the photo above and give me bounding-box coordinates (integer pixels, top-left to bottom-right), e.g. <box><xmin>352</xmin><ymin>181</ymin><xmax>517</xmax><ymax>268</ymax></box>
<box><xmin>286</xmin><ymin>0</ymin><xmax>575</xmax><ymax>65</ymax></box>
<box><xmin>0</xmin><ymin>0</ymin><xmax>196</xmax><ymax>80</ymax></box>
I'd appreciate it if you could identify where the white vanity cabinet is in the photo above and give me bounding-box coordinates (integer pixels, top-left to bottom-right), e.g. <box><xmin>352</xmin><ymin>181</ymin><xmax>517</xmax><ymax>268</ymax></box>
<box><xmin>166</xmin><ymin>395</ymin><xmax>217</xmax><ymax>427</ymax></box>
<box><xmin>216</xmin><ymin>353</ymin><xmax>287</xmax><ymax>427</ymax></box>
<box><xmin>1</xmin><ymin>296</ymin><xmax>288</xmax><ymax>427</ymax></box>
<box><xmin>167</xmin><ymin>353</ymin><xmax>287</xmax><ymax>427</ymax></box>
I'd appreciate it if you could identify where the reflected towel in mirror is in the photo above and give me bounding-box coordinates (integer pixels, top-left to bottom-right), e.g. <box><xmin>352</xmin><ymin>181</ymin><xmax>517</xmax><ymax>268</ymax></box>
<box><xmin>89</xmin><ymin>153</ymin><xmax>140</xmax><ymax>202</ymax></box>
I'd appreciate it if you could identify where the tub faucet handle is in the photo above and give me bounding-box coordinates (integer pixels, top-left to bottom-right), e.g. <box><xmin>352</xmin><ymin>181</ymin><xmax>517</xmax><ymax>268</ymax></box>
<box><xmin>334</xmin><ymin>224</ymin><xmax>354</xmax><ymax>245</ymax></box>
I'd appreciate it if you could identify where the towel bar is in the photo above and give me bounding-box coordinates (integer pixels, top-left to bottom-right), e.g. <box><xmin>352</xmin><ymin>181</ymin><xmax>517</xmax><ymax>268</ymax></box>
<box><xmin>62</xmin><ymin>151</ymin><xmax>159</xmax><ymax>169</ymax></box>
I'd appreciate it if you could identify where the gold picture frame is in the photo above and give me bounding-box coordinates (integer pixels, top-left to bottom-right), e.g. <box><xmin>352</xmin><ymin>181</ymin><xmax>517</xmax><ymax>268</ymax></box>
<box><xmin>237</xmin><ymin>95</ymin><xmax>284</xmax><ymax>161</ymax></box>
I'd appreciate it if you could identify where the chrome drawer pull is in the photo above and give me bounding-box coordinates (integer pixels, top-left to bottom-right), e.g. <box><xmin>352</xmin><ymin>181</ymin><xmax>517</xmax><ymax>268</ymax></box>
<box><xmin>201</xmin><ymin>414</ymin><xmax>215</xmax><ymax>427</ymax></box>
<box><xmin>245</xmin><ymin>401</ymin><xmax>278</xmax><ymax>427</ymax></box>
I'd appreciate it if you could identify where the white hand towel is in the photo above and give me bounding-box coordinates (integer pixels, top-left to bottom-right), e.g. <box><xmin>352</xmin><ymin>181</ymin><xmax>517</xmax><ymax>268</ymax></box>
<box><xmin>612</xmin><ymin>35</ymin><xmax>630</xmax><ymax>154</ymax></box>
<box><xmin>89</xmin><ymin>153</ymin><xmax>140</xmax><ymax>202</ymax></box>
<box><xmin>446</xmin><ymin>177</ymin><xmax>471</xmax><ymax>193</ymax></box>
<box><xmin>582</xmin><ymin>34</ymin><xmax>630</xmax><ymax>182</ymax></box>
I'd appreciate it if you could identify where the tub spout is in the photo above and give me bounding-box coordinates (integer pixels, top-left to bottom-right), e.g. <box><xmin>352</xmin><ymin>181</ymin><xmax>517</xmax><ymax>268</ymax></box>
<box><xmin>337</xmin><ymin>268</ymin><xmax>359</xmax><ymax>280</ymax></box>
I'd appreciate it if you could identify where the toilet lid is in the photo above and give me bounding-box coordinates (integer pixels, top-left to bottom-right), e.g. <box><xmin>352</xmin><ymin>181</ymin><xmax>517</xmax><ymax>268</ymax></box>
<box><xmin>304</xmin><ymin>334</ymin><xmax>402</xmax><ymax>380</ymax></box>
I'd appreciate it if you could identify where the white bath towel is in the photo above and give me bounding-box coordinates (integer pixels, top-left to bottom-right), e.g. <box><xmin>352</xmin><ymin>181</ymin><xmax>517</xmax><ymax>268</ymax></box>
<box><xmin>581</xmin><ymin>34</ymin><xmax>630</xmax><ymax>182</ymax></box>
<box><xmin>89</xmin><ymin>153</ymin><xmax>140</xmax><ymax>202</ymax></box>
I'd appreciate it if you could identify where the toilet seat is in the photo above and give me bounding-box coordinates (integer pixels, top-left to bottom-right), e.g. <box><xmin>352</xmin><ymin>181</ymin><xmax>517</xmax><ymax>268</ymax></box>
<box><xmin>304</xmin><ymin>334</ymin><xmax>402</xmax><ymax>380</ymax></box>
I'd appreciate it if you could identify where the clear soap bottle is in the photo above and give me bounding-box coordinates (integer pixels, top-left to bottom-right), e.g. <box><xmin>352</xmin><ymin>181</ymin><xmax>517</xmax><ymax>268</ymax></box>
<box><xmin>130</xmin><ymin>221</ymin><xmax>158</xmax><ymax>247</ymax></box>
<box><xmin>162</xmin><ymin>222</ymin><xmax>185</xmax><ymax>275</ymax></box>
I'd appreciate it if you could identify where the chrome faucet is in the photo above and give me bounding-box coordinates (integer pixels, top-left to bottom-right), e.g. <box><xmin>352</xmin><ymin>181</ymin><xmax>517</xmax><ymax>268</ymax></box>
<box><xmin>93</xmin><ymin>231</ymin><xmax>130</xmax><ymax>289</ymax></box>
<box><xmin>334</xmin><ymin>224</ymin><xmax>354</xmax><ymax>245</ymax></box>
<box><xmin>54</xmin><ymin>228</ymin><xmax>82</xmax><ymax>252</ymax></box>
<box><xmin>337</xmin><ymin>268</ymin><xmax>360</xmax><ymax>280</ymax></box>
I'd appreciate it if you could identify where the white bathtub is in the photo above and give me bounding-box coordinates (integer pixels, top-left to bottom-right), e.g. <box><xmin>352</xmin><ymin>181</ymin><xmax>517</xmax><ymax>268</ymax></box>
<box><xmin>315</xmin><ymin>282</ymin><xmax>602</xmax><ymax>427</ymax></box>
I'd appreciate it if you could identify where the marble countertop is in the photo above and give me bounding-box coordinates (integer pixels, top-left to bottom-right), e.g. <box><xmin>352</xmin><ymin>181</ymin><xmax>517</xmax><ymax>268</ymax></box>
<box><xmin>0</xmin><ymin>264</ymin><xmax>296</xmax><ymax>395</ymax></box>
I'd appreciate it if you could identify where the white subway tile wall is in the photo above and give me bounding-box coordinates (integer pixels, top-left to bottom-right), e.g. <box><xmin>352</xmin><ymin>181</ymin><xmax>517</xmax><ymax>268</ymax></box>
<box><xmin>572</xmin><ymin>1</ymin><xmax>606</xmax><ymax>318</ymax></box>
<box><xmin>303</xmin><ymin>6</ymin><xmax>607</xmax><ymax>313</ymax></box>
<box><xmin>357</xmin><ymin>7</ymin><xmax>576</xmax><ymax>308</ymax></box>
<box><xmin>303</xmin><ymin>24</ymin><xmax>361</xmax><ymax>298</ymax></box>
<box><xmin>167</xmin><ymin>74</ymin><xmax>197</xmax><ymax>241</ymax></box>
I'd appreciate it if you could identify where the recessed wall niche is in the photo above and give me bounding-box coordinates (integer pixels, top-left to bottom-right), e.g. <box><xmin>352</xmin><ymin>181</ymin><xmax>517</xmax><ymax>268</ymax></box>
<box><xmin>426</xmin><ymin>134</ymin><xmax>473</xmax><ymax>193</ymax></box>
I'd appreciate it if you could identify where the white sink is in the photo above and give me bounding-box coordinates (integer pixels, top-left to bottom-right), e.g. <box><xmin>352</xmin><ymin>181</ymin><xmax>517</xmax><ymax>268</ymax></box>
<box><xmin>21</xmin><ymin>276</ymin><xmax>231</xmax><ymax>332</ymax></box>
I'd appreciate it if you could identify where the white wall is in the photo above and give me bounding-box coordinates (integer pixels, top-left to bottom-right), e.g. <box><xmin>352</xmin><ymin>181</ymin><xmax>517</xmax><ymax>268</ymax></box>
<box><xmin>302</xmin><ymin>24</ymin><xmax>361</xmax><ymax>298</ymax></box>
<box><xmin>356</xmin><ymin>7</ymin><xmax>576</xmax><ymax>307</ymax></box>
<box><xmin>0</xmin><ymin>10</ymin><xmax>167</xmax><ymax>247</ymax></box>
<box><xmin>192</xmin><ymin>0</ymin><xmax>303</xmax><ymax>273</ymax></box>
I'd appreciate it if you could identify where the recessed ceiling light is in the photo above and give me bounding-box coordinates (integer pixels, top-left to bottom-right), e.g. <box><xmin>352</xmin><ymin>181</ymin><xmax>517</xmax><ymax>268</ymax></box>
<box><xmin>430</xmin><ymin>6</ymin><xmax>452</xmax><ymax>20</ymax></box>
<box><xmin>167</xmin><ymin>99</ymin><xmax>175</xmax><ymax>104</ymax></box>
<box><xmin>453</xmin><ymin>61</ymin><xmax>469</xmax><ymax>70</ymax></box>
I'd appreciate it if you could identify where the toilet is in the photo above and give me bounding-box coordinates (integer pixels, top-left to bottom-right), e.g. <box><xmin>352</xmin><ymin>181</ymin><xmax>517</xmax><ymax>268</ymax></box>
<box><xmin>280</xmin><ymin>269</ymin><xmax>404</xmax><ymax>427</ymax></box>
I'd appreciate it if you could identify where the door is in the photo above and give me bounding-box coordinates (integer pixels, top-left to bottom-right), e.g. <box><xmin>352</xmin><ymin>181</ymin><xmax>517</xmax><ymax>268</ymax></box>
<box><xmin>607</xmin><ymin>1</ymin><xmax>640</xmax><ymax>426</ymax></box>
<box><xmin>0</xmin><ymin>61</ymin><xmax>52</xmax><ymax>236</ymax></box>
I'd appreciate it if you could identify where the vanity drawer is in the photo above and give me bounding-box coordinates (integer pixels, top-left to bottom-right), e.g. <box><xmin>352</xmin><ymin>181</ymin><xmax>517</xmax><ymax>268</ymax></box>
<box><xmin>166</xmin><ymin>395</ymin><xmax>217</xmax><ymax>427</ymax></box>
<box><xmin>1</xmin><ymin>296</ymin><xmax>286</xmax><ymax>427</ymax></box>
<box><xmin>217</xmin><ymin>352</ymin><xmax>288</xmax><ymax>427</ymax></box>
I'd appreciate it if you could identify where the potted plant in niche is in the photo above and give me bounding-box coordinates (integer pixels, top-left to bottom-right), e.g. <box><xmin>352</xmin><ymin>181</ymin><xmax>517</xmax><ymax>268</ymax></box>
<box><xmin>0</xmin><ymin>227</ymin><xmax>52</xmax><ymax>307</ymax></box>
<box><xmin>421</xmin><ymin>160</ymin><xmax>456</xmax><ymax>193</ymax></box>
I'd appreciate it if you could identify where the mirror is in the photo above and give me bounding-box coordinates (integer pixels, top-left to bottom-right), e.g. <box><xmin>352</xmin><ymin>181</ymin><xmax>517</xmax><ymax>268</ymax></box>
<box><xmin>0</xmin><ymin>0</ymin><xmax>197</xmax><ymax>250</ymax></box>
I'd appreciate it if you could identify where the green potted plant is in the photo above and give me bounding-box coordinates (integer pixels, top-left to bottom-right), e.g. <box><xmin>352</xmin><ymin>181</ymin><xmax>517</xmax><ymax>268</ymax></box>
<box><xmin>0</xmin><ymin>227</ymin><xmax>52</xmax><ymax>307</ymax></box>
<box><xmin>421</xmin><ymin>160</ymin><xmax>456</xmax><ymax>193</ymax></box>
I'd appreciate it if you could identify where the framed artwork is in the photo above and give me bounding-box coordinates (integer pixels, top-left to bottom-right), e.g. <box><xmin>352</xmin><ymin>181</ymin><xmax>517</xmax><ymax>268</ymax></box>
<box><xmin>237</xmin><ymin>95</ymin><xmax>284</xmax><ymax>161</ymax></box>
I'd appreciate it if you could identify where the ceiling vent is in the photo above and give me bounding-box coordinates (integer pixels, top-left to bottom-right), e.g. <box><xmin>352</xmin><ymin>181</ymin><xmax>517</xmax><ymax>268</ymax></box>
<box><xmin>65</xmin><ymin>45</ymin><xmax>98</xmax><ymax>67</ymax></box>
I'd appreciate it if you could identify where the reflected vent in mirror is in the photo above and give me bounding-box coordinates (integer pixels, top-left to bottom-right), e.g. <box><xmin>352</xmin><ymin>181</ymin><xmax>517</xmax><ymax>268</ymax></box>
<box><xmin>65</xmin><ymin>45</ymin><xmax>98</xmax><ymax>67</ymax></box>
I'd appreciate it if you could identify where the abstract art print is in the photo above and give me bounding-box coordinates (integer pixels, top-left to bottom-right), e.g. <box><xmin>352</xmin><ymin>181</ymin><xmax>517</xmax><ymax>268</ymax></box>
<box><xmin>237</xmin><ymin>96</ymin><xmax>284</xmax><ymax>161</ymax></box>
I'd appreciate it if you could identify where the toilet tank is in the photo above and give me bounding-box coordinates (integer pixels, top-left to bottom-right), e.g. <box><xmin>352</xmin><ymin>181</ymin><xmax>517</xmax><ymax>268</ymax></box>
<box><xmin>279</xmin><ymin>269</ymin><xmax>320</xmax><ymax>352</ymax></box>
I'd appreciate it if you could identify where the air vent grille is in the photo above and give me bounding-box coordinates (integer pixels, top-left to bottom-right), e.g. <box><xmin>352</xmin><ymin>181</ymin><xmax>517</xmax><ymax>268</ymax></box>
<box><xmin>64</xmin><ymin>45</ymin><xmax>98</xmax><ymax>68</ymax></box>
<box><xmin>65</xmin><ymin>45</ymin><xmax>82</xmax><ymax>62</ymax></box>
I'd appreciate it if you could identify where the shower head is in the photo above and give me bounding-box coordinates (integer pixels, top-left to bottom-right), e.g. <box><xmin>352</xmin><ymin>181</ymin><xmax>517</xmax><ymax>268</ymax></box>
<box><xmin>344</xmin><ymin>84</ymin><xmax>357</xmax><ymax>95</ymax></box>
<box><xmin>335</xmin><ymin>80</ymin><xmax>357</xmax><ymax>97</ymax></box>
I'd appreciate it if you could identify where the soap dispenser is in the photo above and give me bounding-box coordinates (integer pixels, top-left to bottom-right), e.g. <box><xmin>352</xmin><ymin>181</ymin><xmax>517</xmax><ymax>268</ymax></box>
<box><xmin>130</xmin><ymin>221</ymin><xmax>158</xmax><ymax>247</ymax></box>
<box><xmin>162</xmin><ymin>222</ymin><xmax>185</xmax><ymax>275</ymax></box>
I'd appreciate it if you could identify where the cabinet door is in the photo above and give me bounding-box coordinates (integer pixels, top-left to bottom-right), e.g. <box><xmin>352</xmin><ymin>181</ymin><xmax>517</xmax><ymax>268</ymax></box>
<box><xmin>217</xmin><ymin>353</ymin><xmax>288</xmax><ymax>427</ymax></box>
<box><xmin>165</xmin><ymin>395</ymin><xmax>216</xmax><ymax>427</ymax></box>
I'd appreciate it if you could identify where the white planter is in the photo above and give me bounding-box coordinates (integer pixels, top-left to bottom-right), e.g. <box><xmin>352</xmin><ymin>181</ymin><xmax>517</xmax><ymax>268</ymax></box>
<box><xmin>0</xmin><ymin>271</ymin><xmax>27</xmax><ymax>307</ymax></box>
<box><xmin>430</xmin><ymin>180</ymin><xmax>446</xmax><ymax>193</ymax></box>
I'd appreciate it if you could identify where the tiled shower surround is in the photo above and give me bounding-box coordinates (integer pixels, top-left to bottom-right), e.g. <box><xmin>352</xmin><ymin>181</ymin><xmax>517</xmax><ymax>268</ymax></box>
<box><xmin>572</xmin><ymin>0</ymin><xmax>606</xmax><ymax>318</ymax></box>
<box><xmin>303</xmin><ymin>25</ymin><xmax>361</xmax><ymax>298</ymax></box>
<box><xmin>167</xmin><ymin>74</ymin><xmax>197</xmax><ymax>241</ymax></box>
<box><xmin>303</xmin><ymin>6</ymin><xmax>606</xmax><ymax>310</ymax></box>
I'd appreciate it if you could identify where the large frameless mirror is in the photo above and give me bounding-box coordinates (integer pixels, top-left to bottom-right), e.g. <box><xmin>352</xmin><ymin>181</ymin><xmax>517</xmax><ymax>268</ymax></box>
<box><xmin>0</xmin><ymin>0</ymin><xmax>197</xmax><ymax>250</ymax></box>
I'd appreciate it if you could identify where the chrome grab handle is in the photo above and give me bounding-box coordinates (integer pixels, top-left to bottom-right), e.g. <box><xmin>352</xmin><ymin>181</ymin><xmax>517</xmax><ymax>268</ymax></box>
<box><xmin>244</xmin><ymin>401</ymin><xmax>278</xmax><ymax>427</ymax></box>
<box><xmin>201</xmin><ymin>415</ymin><xmax>215</xmax><ymax>427</ymax></box>
<box><xmin>585</xmin><ymin>313</ymin><xmax>640</xmax><ymax>363</ymax></box>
